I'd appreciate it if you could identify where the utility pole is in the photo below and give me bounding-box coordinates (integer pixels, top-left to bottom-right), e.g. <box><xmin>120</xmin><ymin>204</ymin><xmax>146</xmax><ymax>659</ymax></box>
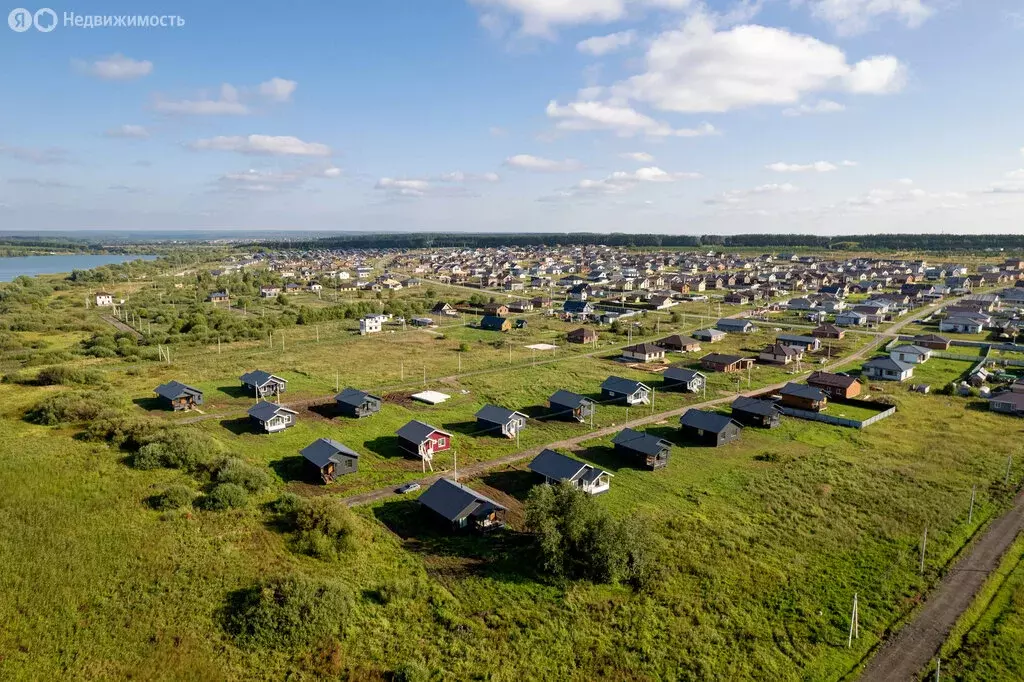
<box><xmin>920</xmin><ymin>524</ymin><xmax>928</xmax><ymax>574</ymax></box>
<box><xmin>335</xmin><ymin>371</ymin><xmax>339</xmax><ymax>393</ymax></box>
<box><xmin>847</xmin><ymin>593</ymin><xmax>859</xmax><ymax>647</ymax></box>
<box><xmin>968</xmin><ymin>485</ymin><xmax>976</xmax><ymax>524</ymax></box>
<box><xmin>423</xmin><ymin>365</ymin><xmax>426</xmax><ymax>386</ymax></box>
<box><xmin>1006</xmin><ymin>455</ymin><xmax>1013</xmax><ymax>485</ymax></box>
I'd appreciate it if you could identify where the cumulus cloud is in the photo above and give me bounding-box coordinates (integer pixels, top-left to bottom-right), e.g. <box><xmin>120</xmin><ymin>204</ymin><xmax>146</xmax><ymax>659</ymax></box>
<box><xmin>577</xmin><ymin>30</ymin><xmax>637</xmax><ymax>56</ymax></box>
<box><xmin>986</xmin><ymin>169</ymin><xmax>1024</xmax><ymax>195</ymax></box>
<box><xmin>470</xmin><ymin>0</ymin><xmax>695</xmax><ymax>37</ymax></box>
<box><xmin>621</xmin><ymin>151</ymin><xmax>655</xmax><ymax>162</ymax></box>
<box><xmin>766</xmin><ymin>161</ymin><xmax>842</xmax><ymax>173</ymax></box>
<box><xmin>156</xmin><ymin>84</ymin><xmax>250</xmax><ymax>115</ymax></box>
<box><xmin>803</xmin><ymin>0</ymin><xmax>934</xmax><ymax>36</ymax></box>
<box><xmin>706</xmin><ymin>183</ymin><xmax>798</xmax><ymax>205</ymax></box>
<box><xmin>73</xmin><ymin>54</ymin><xmax>152</xmax><ymax>80</ymax></box>
<box><xmin>542</xmin><ymin>165</ymin><xmax>701</xmax><ymax>201</ymax></box>
<box><xmin>504</xmin><ymin>154</ymin><xmax>582</xmax><ymax>172</ymax></box>
<box><xmin>258</xmin><ymin>77</ymin><xmax>298</xmax><ymax>102</ymax></box>
<box><xmin>546</xmin><ymin>99</ymin><xmax>718</xmax><ymax>138</ymax></box>
<box><xmin>782</xmin><ymin>99</ymin><xmax>846</xmax><ymax>116</ymax></box>
<box><xmin>374</xmin><ymin>171</ymin><xmax>499</xmax><ymax>198</ymax></box>
<box><xmin>612</xmin><ymin>13</ymin><xmax>907</xmax><ymax>114</ymax></box>
<box><xmin>214</xmin><ymin>165</ymin><xmax>343</xmax><ymax>194</ymax></box>
<box><xmin>105</xmin><ymin>124</ymin><xmax>150</xmax><ymax>139</ymax></box>
<box><xmin>190</xmin><ymin>135</ymin><xmax>332</xmax><ymax>156</ymax></box>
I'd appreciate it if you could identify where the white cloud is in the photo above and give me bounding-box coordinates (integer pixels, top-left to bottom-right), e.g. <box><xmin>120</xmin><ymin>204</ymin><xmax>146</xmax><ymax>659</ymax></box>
<box><xmin>191</xmin><ymin>135</ymin><xmax>332</xmax><ymax>156</ymax></box>
<box><xmin>323</xmin><ymin>167</ymin><xmax>342</xmax><ymax>178</ymax></box>
<box><xmin>504</xmin><ymin>154</ymin><xmax>582</xmax><ymax>172</ymax></box>
<box><xmin>74</xmin><ymin>54</ymin><xmax>152</xmax><ymax>80</ymax></box>
<box><xmin>374</xmin><ymin>171</ymin><xmax>499</xmax><ymax>198</ymax></box>
<box><xmin>613</xmin><ymin>13</ymin><xmax>906</xmax><ymax>114</ymax></box>
<box><xmin>804</xmin><ymin>0</ymin><xmax>934</xmax><ymax>36</ymax></box>
<box><xmin>546</xmin><ymin>99</ymin><xmax>718</xmax><ymax>138</ymax></box>
<box><xmin>986</xmin><ymin>169</ymin><xmax>1024</xmax><ymax>195</ymax></box>
<box><xmin>706</xmin><ymin>182</ymin><xmax>798</xmax><ymax>205</ymax></box>
<box><xmin>782</xmin><ymin>99</ymin><xmax>846</xmax><ymax>116</ymax></box>
<box><xmin>214</xmin><ymin>165</ymin><xmax>343</xmax><ymax>194</ymax></box>
<box><xmin>258</xmin><ymin>77</ymin><xmax>298</xmax><ymax>102</ymax></box>
<box><xmin>542</xmin><ymin>165</ymin><xmax>701</xmax><ymax>200</ymax></box>
<box><xmin>577</xmin><ymin>30</ymin><xmax>637</xmax><ymax>56</ymax></box>
<box><xmin>470</xmin><ymin>0</ymin><xmax>695</xmax><ymax>37</ymax></box>
<box><xmin>766</xmin><ymin>161</ymin><xmax>839</xmax><ymax>173</ymax></box>
<box><xmin>621</xmin><ymin>151</ymin><xmax>655</xmax><ymax>162</ymax></box>
<box><xmin>156</xmin><ymin>84</ymin><xmax>250</xmax><ymax>115</ymax></box>
<box><xmin>840</xmin><ymin>160</ymin><xmax>858</xmax><ymax>167</ymax></box>
<box><xmin>105</xmin><ymin>124</ymin><xmax>150</xmax><ymax>139</ymax></box>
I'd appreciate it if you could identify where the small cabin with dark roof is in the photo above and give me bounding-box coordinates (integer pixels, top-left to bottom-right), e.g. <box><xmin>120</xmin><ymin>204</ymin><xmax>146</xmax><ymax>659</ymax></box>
<box><xmin>480</xmin><ymin>315</ymin><xmax>511</xmax><ymax>332</ymax></box>
<box><xmin>657</xmin><ymin>335</ymin><xmax>702</xmax><ymax>353</ymax></box>
<box><xmin>806</xmin><ymin>371</ymin><xmax>862</xmax><ymax>400</ymax></box>
<box><xmin>779</xmin><ymin>383</ymin><xmax>829</xmax><ymax>412</ymax></box>
<box><xmin>621</xmin><ymin>342</ymin><xmax>667</xmax><ymax>363</ymax></box>
<box><xmin>731</xmin><ymin>397</ymin><xmax>782</xmax><ymax>428</ymax></box>
<box><xmin>663</xmin><ymin>367</ymin><xmax>706</xmax><ymax>393</ymax></box>
<box><xmin>601</xmin><ymin>376</ymin><xmax>651</xmax><ymax>406</ymax></box>
<box><xmin>396</xmin><ymin>420</ymin><xmax>452</xmax><ymax>461</ymax></box>
<box><xmin>418</xmin><ymin>478</ymin><xmax>507</xmax><ymax>532</ymax></box>
<box><xmin>300</xmin><ymin>438</ymin><xmax>359</xmax><ymax>483</ymax></box>
<box><xmin>612</xmin><ymin>428</ymin><xmax>672</xmax><ymax>469</ymax></box>
<box><xmin>247</xmin><ymin>401</ymin><xmax>298</xmax><ymax>433</ymax></box>
<box><xmin>528</xmin><ymin>449</ymin><xmax>612</xmax><ymax>494</ymax></box>
<box><xmin>701</xmin><ymin>353</ymin><xmax>755</xmax><ymax>373</ymax></box>
<box><xmin>334</xmin><ymin>387</ymin><xmax>382</xmax><ymax>418</ymax></box>
<box><xmin>153</xmin><ymin>381</ymin><xmax>203</xmax><ymax>411</ymax></box>
<box><xmin>239</xmin><ymin>370</ymin><xmax>287</xmax><ymax>398</ymax></box>
<box><xmin>548</xmin><ymin>390</ymin><xmax>595</xmax><ymax>422</ymax></box>
<box><xmin>679</xmin><ymin>409</ymin><xmax>743</xmax><ymax>447</ymax></box>
<box><xmin>475</xmin><ymin>404</ymin><xmax>528</xmax><ymax>439</ymax></box>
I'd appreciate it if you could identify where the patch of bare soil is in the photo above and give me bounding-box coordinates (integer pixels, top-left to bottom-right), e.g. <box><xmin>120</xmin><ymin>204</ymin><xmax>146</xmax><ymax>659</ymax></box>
<box><xmin>383</xmin><ymin>391</ymin><xmax>417</xmax><ymax>408</ymax></box>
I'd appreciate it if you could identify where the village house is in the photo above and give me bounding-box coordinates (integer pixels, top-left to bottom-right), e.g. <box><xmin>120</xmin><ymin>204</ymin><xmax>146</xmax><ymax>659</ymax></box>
<box><xmin>779</xmin><ymin>383</ymin><xmax>829</xmax><ymax>412</ymax></box>
<box><xmin>247</xmin><ymin>401</ymin><xmax>298</xmax><ymax>433</ymax></box>
<box><xmin>300</xmin><ymin>438</ymin><xmax>359</xmax><ymax>483</ymax></box>
<box><xmin>259</xmin><ymin>285</ymin><xmax>281</xmax><ymax>298</ymax></box>
<box><xmin>601</xmin><ymin>376</ymin><xmax>651</xmax><ymax>406</ymax></box>
<box><xmin>475</xmin><ymin>404</ymin><xmax>528</xmax><ymax>439</ymax></box>
<box><xmin>508</xmin><ymin>300</ymin><xmax>533</xmax><ymax>313</ymax></box>
<box><xmin>911</xmin><ymin>334</ymin><xmax>951</xmax><ymax>350</ymax></box>
<box><xmin>701</xmin><ymin>353</ymin><xmax>755</xmax><ymax>373</ymax></box>
<box><xmin>418</xmin><ymin>478</ymin><xmax>507</xmax><ymax>532</ymax></box>
<box><xmin>657</xmin><ymin>335</ymin><xmax>702</xmax><ymax>353</ymax></box>
<box><xmin>939</xmin><ymin>316</ymin><xmax>985</xmax><ymax>334</ymax></box>
<box><xmin>663</xmin><ymin>367</ymin><xmax>706</xmax><ymax>393</ymax></box>
<box><xmin>806</xmin><ymin>372</ymin><xmax>862</xmax><ymax>400</ymax></box>
<box><xmin>863</xmin><ymin>356</ymin><xmax>915</xmax><ymax>382</ymax></box>
<box><xmin>692</xmin><ymin>328</ymin><xmax>727</xmax><ymax>343</ymax></box>
<box><xmin>812</xmin><ymin>323</ymin><xmax>846</xmax><ymax>340</ymax></box>
<box><xmin>94</xmin><ymin>291</ymin><xmax>114</xmax><ymax>307</ymax></box>
<box><xmin>835</xmin><ymin>311</ymin><xmax>867</xmax><ymax>327</ymax></box>
<box><xmin>528</xmin><ymin>449</ymin><xmax>612</xmax><ymax>494</ymax></box>
<box><xmin>679</xmin><ymin>410</ymin><xmax>743</xmax><ymax>447</ymax></box>
<box><xmin>759</xmin><ymin>342</ymin><xmax>804</xmax><ymax>365</ymax></box>
<box><xmin>716</xmin><ymin>318</ymin><xmax>755</xmax><ymax>334</ymax></box>
<box><xmin>480</xmin><ymin>315</ymin><xmax>512</xmax><ymax>332</ymax></box>
<box><xmin>239</xmin><ymin>370</ymin><xmax>287</xmax><ymax>398</ymax></box>
<box><xmin>396</xmin><ymin>420</ymin><xmax>453</xmax><ymax>462</ymax></box>
<box><xmin>621</xmin><ymin>343</ymin><xmax>667</xmax><ymax>363</ymax></box>
<box><xmin>777</xmin><ymin>334</ymin><xmax>821</xmax><ymax>352</ymax></box>
<box><xmin>359</xmin><ymin>315</ymin><xmax>383</xmax><ymax>335</ymax></box>
<box><xmin>153</xmin><ymin>381</ymin><xmax>203</xmax><ymax>411</ymax></box>
<box><xmin>483</xmin><ymin>303</ymin><xmax>509</xmax><ymax>316</ymax></box>
<box><xmin>431</xmin><ymin>302</ymin><xmax>458</xmax><ymax>317</ymax></box>
<box><xmin>566</xmin><ymin>327</ymin><xmax>598</xmax><ymax>344</ymax></box>
<box><xmin>890</xmin><ymin>344</ymin><xmax>934</xmax><ymax>365</ymax></box>
<box><xmin>612</xmin><ymin>428</ymin><xmax>672</xmax><ymax>469</ymax></box>
<box><xmin>208</xmin><ymin>291</ymin><xmax>230</xmax><ymax>305</ymax></box>
<box><xmin>730</xmin><ymin>397</ymin><xmax>782</xmax><ymax>428</ymax></box>
<box><xmin>989</xmin><ymin>392</ymin><xmax>1024</xmax><ymax>416</ymax></box>
<box><xmin>548</xmin><ymin>390</ymin><xmax>595</xmax><ymax>422</ymax></box>
<box><xmin>563</xmin><ymin>300</ymin><xmax>595</xmax><ymax>320</ymax></box>
<box><xmin>334</xmin><ymin>388</ymin><xmax>382</xmax><ymax>418</ymax></box>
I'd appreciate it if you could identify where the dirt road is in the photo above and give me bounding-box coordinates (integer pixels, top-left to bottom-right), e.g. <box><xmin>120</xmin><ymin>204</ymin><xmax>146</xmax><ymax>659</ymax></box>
<box><xmin>858</xmin><ymin>490</ymin><xmax>1024</xmax><ymax>681</ymax></box>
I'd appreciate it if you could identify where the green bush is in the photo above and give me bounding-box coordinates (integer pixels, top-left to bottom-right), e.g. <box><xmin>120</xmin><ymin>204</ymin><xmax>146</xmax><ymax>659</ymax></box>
<box><xmin>150</xmin><ymin>485</ymin><xmax>194</xmax><ymax>510</ymax></box>
<box><xmin>269</xmin><ymin>492</ymin><xmax>306</xmax><ymax>518</ymax></box>
<box><xmin>131</xmin><ymin>428</ymin><xmax>223</xmax><ymax>473</ymax></box>
<box><xmin>83</xmin><ymin>411</ymin><xmax>160</xmax><ymax>449</ymax></box>
<box><xmin>392</xmin><ymin>661</ymin><xmax>430</xmax><ymax>682</ymax></box>
<box><xmin>293</xmin><ymin>498</ymin><xmax>362</xmax><ymax>559</ymax></box>
<box><xmin>214</xmin><ymin>458</ymin><xmax>271</xmax><ymax>493</ymax></box>
<box><xmin>34</xmin><ymin>365</ymin><xmax>105</xmax><ymax>386</ymax></box>
<box><xmin>200</xmin><ymin>483</ymin><xmax>248</xmax><ymax>511</ymax></box>
<box><xmin>224</xmin><ymin>576</ymin><xmax>348</xmax><ymax>649</ymax></box>
<box><xmin>25</xmin><ymin>389</ymin><xmax>126</xmax><ymax>425</ymax></box>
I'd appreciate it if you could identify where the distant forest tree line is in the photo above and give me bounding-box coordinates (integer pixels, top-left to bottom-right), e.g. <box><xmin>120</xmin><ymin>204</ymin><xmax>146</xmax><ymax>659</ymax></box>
<box><xmin>257</xmin><ymin>232</ymin><xmax>1024</xmax><ymax>253</ymax></box>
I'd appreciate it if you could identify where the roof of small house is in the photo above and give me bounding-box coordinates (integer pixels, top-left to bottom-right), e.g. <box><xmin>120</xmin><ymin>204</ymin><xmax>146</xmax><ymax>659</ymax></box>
<box><xmin>914</xmin><ymin>334</ymin><xmax>950</xmax><ymax>344</ymax></box>
<box><xmin>864</xmin><ymin>356</ymin><xmax>914</xmax><ymax>372</ymax></box>
<box><xmin>990</xmin><ymin>393</ymin><xmax>1024</xmax><ymax>409</ymax></box>
<box><xmin>702</xmin><ymin>353</ymin><xmax>747</xmax><ymax>365</ymax></box>
<box><xmin>563</xmin><ymin>301</ymin><xmax>593</xmax><ymax>314</ymax></box>
<box><xmin>548</xmin><ymin>390</ymin><xmax>592</xmax><ymax>409</ymax></box>
<box><xmin>396</xmin><ymin>420</ymin><xmax>451</xmax><ymax>444</ymax></box>
<box><xmin>693</xmin><ymin>328</ymin><xmax>727</xmax><ymax>338</ymax></box>
<box><xmin>528</xmin><ymin>449</ymin><xmax>606</xmax><ymax>482</ymax></box>
<box><xmin>777</xmin><ymin>334</ymin><xmax>817</xmax><ymax>345</ymax></box>
<box><xmin>716</xmin><ymin>318</ymin><xmax>753</xmax><ymax>329</ymax></box>
<box><xmin>418</xmin><ymin>478</ymin><xmax>506</xmax><ymax>522</ymax></box>
<box><xmin>622</xmin><ymin>342</ymin><xmax>666</xmax><ymax>355</ymax></box>
<box><xmin>611</xmin><ymin>428</ymin><xmax>671</xmax><ymax>456</ymax></box>
<box><xmin>762</xmin><ymin>343</ymin><xmax>801</xmax><ymax>357</ymax></box>
<box><xmin>475</xmin><ymin>404</ymin><xmax>526</xmax><ymax>425</ymax></box>
<box><xmin>480</xmin><ymin>315</ymin><xmax>509</xmax><ymax>329</ymax></box>
<box><xmin>240</xmin><ymin>370</ymin><xmax>285</xmax><ymax>387</ymax></box>
<box><xmin>731</xmin><ymin>396</ymin><xmax>782</xmax><ymax>417</ymax></box>
<box><xmin>334</xmin><ymin>387</ymin><xmax>381</xmax><ymax>407</ymax></box>
<box><xmin>657</xmin><ymin>334</ymin><xmax>698</xmax><ymax>348</ymax></box>
<box><xmin>680</xmin><ymin>409</ymin><xmax>742</xmax><ymax>434</ymax></box>
<box><xmin>300</xmin><ymin>438</ymin><xmax>360</xmax><ymax>468</ymax></box>
<box><xmin>601</xmin><ymin>376</ymin><xmax>650</xmax><ymax>394</ymax></box>
<box><xmin>807</xmin><ymin>371</ymin><xmax>859</xmax><ymax>389</ymax></box>
<box><xmin>892</xmin><ymin>344</ymin><xmax>932</xmax><ymax>356</ymax></box>
<box><xmin>154</xmin><ymin>380</ymin><xmax>202</xmax><ymax>400</ymax></box>
<box><xmin>780</xmin><ymin>382</ymin><xmax>828</xmax><ymax>401</ymax></box>
<box><xmin>247</xmin><ymin>401</ymin><xmax>297</xmax><ymax>421</ymax></box>
<box><xmin>664</xmin><ymin>367</ymin><xmax>705</xmax><ymax>383</ymax></box>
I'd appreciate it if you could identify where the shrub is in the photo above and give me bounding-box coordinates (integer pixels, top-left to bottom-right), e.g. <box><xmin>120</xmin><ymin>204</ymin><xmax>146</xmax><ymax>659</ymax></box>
<box><xmin>200</xmin><ymin>483</ymin><xmax>248</xmax><ymax>511</ymax></box>
<box><xmin>25</xmin><ymin>389</ymin><xmax>125</xmax><ymax>425</ymax></box>
<box><xmin>392</xmin><ymin>661</ymin><xmax>430</xmax><ymax>682</ymax></box>
<box><xmin>458</xmin><ymin>342</ymin><xmax>471</xmax><ymax>353</ymax></box>
<box><xmin>224</xmin><ymin>576</ymin><xmax>348</xmax><ymax>649</ymax></box>
<box><xmin>34</xmin><ymin>365</ymin><xmax>105</xmax><ymax>386</ymax></box>
<box><xmin>83</xmin><ymin>411</ymin><xmax>160</xmax><ymax>449</ymax></box>
<box><xmin>293</xmin><ymin>498</ymin><xmax>362</xmax><ymax>559</ymax></box>
<box><xmin>215</xmin><ymin>458</ymin><xmax>271</xmax><ymax>493</ymax></box>
<box><xmin>269</xmin><ymin>492</ymin><xmax>307</xmax><ymax>519</ymax></box>
<box><xmin>132</xmin><ymin>428</ymin><xmax>223</xmax><ymax>473</ymax></box>
<box><xmin>150</xmin><ymin>485</ymin><xmax>194</xmax><ymax>510</ymax></box>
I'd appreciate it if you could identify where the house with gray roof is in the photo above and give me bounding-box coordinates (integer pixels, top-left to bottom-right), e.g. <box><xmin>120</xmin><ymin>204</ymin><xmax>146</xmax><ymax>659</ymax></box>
<box><xmin>418</xmin><ymin>478</ymin><xmax>507</xmax><ymax>532</ymax></box>
<box><xmin>890</xmin><ymin>344</ymin><xmax>934</xmax><ymax>365</ymax></box>
<box><xmin>239</xmin><ymin>370</ymin><xmax>287</xmax><ymax>398</ymax></box>
<box><xmin>247</xmin><ymin>401</ymin><xmax>298</xmax><ymax>433</ymax></box>
<box><xmin>679</xmin><ymin>409</ymin><xmax>743</xmax><ymax>447</ymax></box>
<box><xmin>396</xmin><ymin>420</ymin><xmax>452</xmax><ymax>462</ymax></box>
<box><xmin>715</xmin><ymin>318</ymin><xmax>755</xmax><ymax>334</ymax></box>
<box><xmin>300</xmin><ymin>438</ymin><xmax>359</xmax><ymax>483</ymax></box>
<box><xmin>731</xmin><ymin>397</ymin><xmax>781</xmax><ymax>428</ymax></box>
<box><xmin>527</xmin><ymin>449</ymin><xmax>612</xmax><ymax>494</ymax></box>
<box><xmin>548</xmin><ymin>390</ymin><xmax>595</xmax><ymax>422</ymax></box>
<box><xmin>863</xmin><ymin>356</ymin><xmax>915</xmax><ymax>382</ymax></box>
<box><xmin>612</xmin><ymin>428</ymin><xmax>672</xmax><ymax>469</ymax></box>
<box><xmin>601</xmin><ymin>376</ymin><xmax>651</xmax><ymax>405</ymax></box>
<box><xmin>475</xmin><ymin>404</ymin><xmax>527</xmax><ymax>439</ymax></box>
<box><xmin>153</xmin><ymin>381</ymin><xmax>203</xmax><ymax>411</ymax></box>
<box><xmin>663</xmin><ymin>368</ymin><xmax>706</xmax><ymax>393</ymax></box>
<box><xmin>334</xmin><ymin>387</ymin><xmax>382</xmax><ymax>418</ymax></box>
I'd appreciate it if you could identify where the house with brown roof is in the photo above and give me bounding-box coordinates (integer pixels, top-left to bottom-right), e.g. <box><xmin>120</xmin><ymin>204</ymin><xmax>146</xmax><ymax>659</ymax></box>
<box><xmin>566</xmin><ymin>327</ymin><xmax>598</xmax><ymax>344</ymax></box>
<box><xmin>806</xmin><ymin>371</ymin><xmax>862</xmax><ymax>399</ymax></box>
<box><xmin>700</xmin><ymin>353</ymin><xmax>755</xmax><ymax>373</ymax></box>
<box><xmin>621</xmin><ymin>343</ymin><xmax>667</xmax><ymax>363</ymax></box>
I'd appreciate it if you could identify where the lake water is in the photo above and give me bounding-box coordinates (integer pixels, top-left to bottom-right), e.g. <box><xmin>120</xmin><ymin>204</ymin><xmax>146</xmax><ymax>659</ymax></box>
<box><xmin>0</xmin><ymin>254</ymin><xmax>158</xmax><ymax>282</ymax></box>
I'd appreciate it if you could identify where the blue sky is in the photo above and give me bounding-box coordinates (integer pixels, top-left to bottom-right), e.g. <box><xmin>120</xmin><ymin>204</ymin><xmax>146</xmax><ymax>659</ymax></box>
<box><xmin>2</xmin><ymin>0</ymin><xmax>1023</xmax><ymax>234</ymax></box>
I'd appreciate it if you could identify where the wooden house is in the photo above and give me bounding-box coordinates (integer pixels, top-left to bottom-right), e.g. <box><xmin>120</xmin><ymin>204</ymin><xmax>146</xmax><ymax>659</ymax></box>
<box><xmin>812</xmin><ymin>323</ymin><xmax>845</xmax><ymax>340</ymax></box>
<box><xmin>480</xmin><ymin>315</ymin><xmax>512</xmax><ymax>332</ymax></box>
<box><xmin>806</xmin><ymin>371</ymin><xmax>862</xmax><ymax>399</ymax></box>
<box><xmin>567</xmin><ymin>327</ymin><xmax>598</xmax><ymax>344</ymax></box>
<box><xmin>483</xmin><ymin>303</ymin><xmax>510</xmax><ymax>316</ymax></box>
<box><xmin>912</xmin><ymin>334</ymin><xmax>951</xmax><ymax>350</ymax></box>
<box><xmin>153</xmin><ymin>381</ymin><xmax>203</xmax><ymax>411</ymax></box>
<box><xmin>528</xmin><ymin>449</ymin><xmax>612</xmax><ymax>494</ymax></box>
<box><xmin>396</xmin><ymin>420</ymin><xmax>452</xmax><ymax>462</ymax></box>
<box><xmin>240</xmin><ymin>370</ymin><xmax>287</xmax><ymax>398</ymax></box>
<box><xmin>548</xmin><ymin>390</ymin><xmax>595</xmax><ymax>422</ymax></box>
<box><xmin>247</xmin><ymin>401</ymin><xmax>298</xmax><ymax>433</ymax></box>
<box><xmin>300</xmin><ymin>438</ymin><xmax>359</xmax><ymax>483</ymax></box>
<box><xmin>418</xmin><ymin>478</ymin><xmax>507</xmax><ymax>532</ymax></box>
<box><xmin>334</xmin><ymin>387</ymin><xmax>382</xmax><ymax>418</ymax></box>
<box><xmin>601</xmin><ymin>376</ymin><xmax>651</xmax><ymax>406</ymax></box>
<box><xmin>431</xmin><ymin>301</ymin><xmax>459</xmax><ymax>317</ymax></box>
<box><xmin>731</xmin><ymin>397</ymin><xmax>782</xmax><ymax>428</ymax></box>
<box><xmin>612</xmin><ymin>428</ymin><xmax>671</xmax><ymax>469</ymax></box>
<box><xmin>208</xmin><ymin>291</ymin><xmax>230</xmax><ymax>305</ymax></box>
<box><xmin>779</xmin><ymin>383</ymin><xmax>828</xmax><ymax>412</ymax></box>
<box><xmin>700</xmin><ymin>353</ymin><xmax>755</xmax><ymax>373</ymax></box>
<box><xmin>657</xmin><ymin>335</ymin><xmax>702</xmax><ymax>353</ymax></box>
<box><xmin>475</xmin><ymin>404</ymin><xmax>528</xmax><ymax>439</ymax></box>
<box><xmin>679</xmin><ymin>410</ymin><xmax>743</xmax><ymax>447</ymax></box>
<box><xmin>663</xmin><ymin>367</ymin><xmax>706</xmax><ymax>393</ymax></box>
